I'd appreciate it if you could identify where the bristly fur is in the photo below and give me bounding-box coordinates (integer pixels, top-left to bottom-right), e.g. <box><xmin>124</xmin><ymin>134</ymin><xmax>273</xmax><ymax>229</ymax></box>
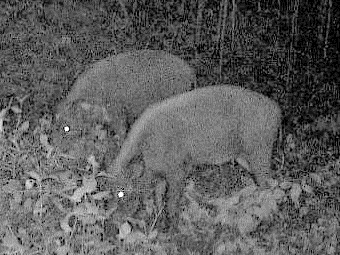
<box><xmin>109</xmin><ymin>85</ymin><xmax>281</xmax><ymax>230</ymax></box>
<box><xmin>53</xmin><ymin>50</ymin><xmax>196</xmax><ymax>160</ymax></box>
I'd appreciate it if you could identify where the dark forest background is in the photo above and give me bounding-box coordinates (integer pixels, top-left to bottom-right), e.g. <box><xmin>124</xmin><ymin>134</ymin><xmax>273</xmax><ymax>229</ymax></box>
<box><xmin>1</xmin><ymin>0</ymin><xmax>339</xmax><ymax>125</ymax></box>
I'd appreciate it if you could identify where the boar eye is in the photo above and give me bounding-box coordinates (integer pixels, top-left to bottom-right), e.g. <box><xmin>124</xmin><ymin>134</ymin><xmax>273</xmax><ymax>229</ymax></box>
<box><xmin>63</xmin><ymin>125</ymin><xmax>70</xmax><ymax>133</ymax></box>
<box><xmin>117</xmin><ymin>191</ymin><xmax>125</xmax><ymax>198</ymax></box>
<box><xmin>61</xmin><ymin>124</ymin><xmax>82</xmax><ymax>137</ymax></box>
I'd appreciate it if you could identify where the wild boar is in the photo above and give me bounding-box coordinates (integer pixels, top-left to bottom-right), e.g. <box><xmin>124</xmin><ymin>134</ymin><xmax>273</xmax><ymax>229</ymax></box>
<box><xmin>52</xmin><ymin>50</ymin><xmax>196</xmax><ymax>161</ymax></box>
<box><xmin>109</xmin><ymin>85</ymin><xmax>281</xmax><ymax>229</ymax></box>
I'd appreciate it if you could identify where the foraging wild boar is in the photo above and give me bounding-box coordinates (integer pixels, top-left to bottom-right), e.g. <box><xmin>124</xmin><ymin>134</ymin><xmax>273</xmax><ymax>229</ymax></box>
<box><xmin>52</xmin><ymin>50</ymin><xmax>195</xmax><ymax>160</ymax></box>
<box><xmin>109</xmin><ymin>85</ymin><xmax>281</xmax><ymax>228</ymax></box>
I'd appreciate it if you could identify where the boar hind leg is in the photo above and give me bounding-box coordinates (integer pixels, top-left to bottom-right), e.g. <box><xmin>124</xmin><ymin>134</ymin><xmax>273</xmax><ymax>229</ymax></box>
<box><xmin>248</xmin><ymin>144</ymin><xmax>273</xmax><ymax>187</ymax></box>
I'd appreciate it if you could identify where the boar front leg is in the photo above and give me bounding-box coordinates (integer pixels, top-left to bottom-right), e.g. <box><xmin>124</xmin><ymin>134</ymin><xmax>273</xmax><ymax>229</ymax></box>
<box><xmin>164</xmin><ymin>164</ymin><xmax>187</xmax><ymax>232</ymax></box>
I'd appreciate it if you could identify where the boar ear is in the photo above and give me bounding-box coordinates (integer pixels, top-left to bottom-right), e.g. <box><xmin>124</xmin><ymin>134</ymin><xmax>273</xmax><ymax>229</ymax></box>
<box><xmin>78</xmin><ymin>101</ymin><xmax>112</xmax><ymax>122</ymax></box>
<box><xmin>63</xmin><ymin>99</ymin><xmax>111</xmax><ymax>124</ymax></box>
